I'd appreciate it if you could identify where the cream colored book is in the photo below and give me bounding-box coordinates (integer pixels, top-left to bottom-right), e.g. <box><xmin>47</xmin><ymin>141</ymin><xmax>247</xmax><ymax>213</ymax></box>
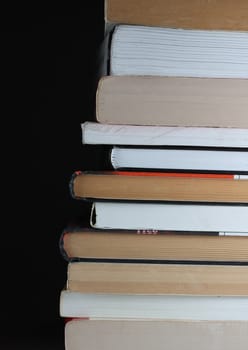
<box><xmin>64</xmin><ymin>319</ymin><xmax>248</xmax><ymax>350</ymax></box>
<box><xmin>96</xmin><ymin>76</ymin><xmax>248</xmax><ymax>127</ymax></box>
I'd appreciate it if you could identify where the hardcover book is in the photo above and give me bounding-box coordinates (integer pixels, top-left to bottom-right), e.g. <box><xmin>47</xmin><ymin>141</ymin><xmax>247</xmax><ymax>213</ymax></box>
<box><xmin>105</xmin><ymin>0</ymin><xmax>248</xmax><ymax>31</ymax></box>
<box><xmin>70</xmin><ymin>170</ymin><xmax>248</xmax><ymax>204</ymax></box>
<box><xmin>95</xmin><ymin>76</ymin><xmax>248</xmax><ymax>127</ymax></box>
<box><xmin>66</xmin><ymin>261</ymin><xmax>248</xmax><ymax>296</ymax></box>
<box><xmin>64</xmin><ymin>318</ymin><xmax>248</xmax><ymax>350</ymax></box>
<box><xmin>60</xmin><ymin>224</ymin><xmax>248</xmax><ymax>263</ymax></box>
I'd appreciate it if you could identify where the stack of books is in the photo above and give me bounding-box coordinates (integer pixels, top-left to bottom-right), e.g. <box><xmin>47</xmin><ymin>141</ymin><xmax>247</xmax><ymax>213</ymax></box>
<box><xmin>59</xmin><ymin>1</ymin><xmax>248</xmax><ymax>349</ymax></box>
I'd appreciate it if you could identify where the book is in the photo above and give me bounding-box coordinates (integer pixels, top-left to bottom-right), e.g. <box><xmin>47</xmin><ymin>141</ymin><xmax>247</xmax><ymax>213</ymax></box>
<box><xmin>66</xmin><ymin>262</ymin><xmax>248</xmax><ymax>295</ymax></box>
<box><xmin>110</xmin><ymin>146</ymin><xmax>248</xmax><ymax>173</ymax></box>
<box><xmin>64</xmin><ymin>318</ymin><xmax>248</xmax><ymax>350</ymax></box>
<box><xmin>110</xmin><ymin>25</ymin><xmax>248</xmax><ymax>78</ymax></box>
<box><xmin>95</xmin><ymin>76</ymin><xmax>248</xmax><ymax>127</ymax></box>
<box><xmin>60</xmin><ymin>225</ymin><xmax>248</xmax><ymax>263</ymax></box>
<box><xmin>70</xmin><ymin>170</ymin><xmax>248</xmax><ymax>204</ymax></box>
<box><xmin>61</xmin><ymin>291</ymin><xmax>248</xmax><ymax>320</ymax></box>
<box><xmin>105</xmin><ymin>0</ymin><xmax>248</xmax><ymax>31</ymax></box>
<box><xmin>81</xmin><ymin>121</ymin><xmax>248</xmax><ymax>148</ymax></box>
<box><xmin>90</xmin><ymin>201</ymin><xmax>248</xmax><ymax>233</ymax></box>
<box><xmin>61</xmin><ymin>245</ymin><xmax>245</xmax><ymax>337</ymax></box>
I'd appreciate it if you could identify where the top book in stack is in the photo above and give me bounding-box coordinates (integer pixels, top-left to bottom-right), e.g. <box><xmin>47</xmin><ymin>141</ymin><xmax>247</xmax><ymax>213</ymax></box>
<box><xmin>105</xmin><ymin>0</ymin><xmax>248</xmax><ymax>31</ymax></box>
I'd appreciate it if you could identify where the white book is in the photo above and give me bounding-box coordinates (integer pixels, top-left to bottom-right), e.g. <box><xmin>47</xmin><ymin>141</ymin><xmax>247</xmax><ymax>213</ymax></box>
<box><xmin>64</xmin><ymin>318</ymin><xmax>248</xmax><ymax>350</ymax></box>
<box><xmin>60</xmin><ymin>291</ymin><xmax>248</xmax><ymax>320</ymax></box>
<box><xmin>90</xmin><ymin>201</ymin><xmax>248</xmax><ymax>233</ymax></box>
<box><xmin>110</xmin><ymin>25</ymin><xmax>248</xmax><ymax>78</ymax></box>
<box><xmin>81</xmin><ymin>122</ymin><xmax>248</xmax><ymax>148</ymax></box>
<box><xmin>110</xmin><ymin>146</ymin><xmax>248</xmax><ymax>172</ymax></box>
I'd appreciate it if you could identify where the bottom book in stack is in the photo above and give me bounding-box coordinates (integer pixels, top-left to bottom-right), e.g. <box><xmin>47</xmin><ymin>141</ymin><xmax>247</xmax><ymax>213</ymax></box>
<box><xmin>64</xmin><ymin>318</ymin><xmax>248</xmax><ymax>350</ymax></box>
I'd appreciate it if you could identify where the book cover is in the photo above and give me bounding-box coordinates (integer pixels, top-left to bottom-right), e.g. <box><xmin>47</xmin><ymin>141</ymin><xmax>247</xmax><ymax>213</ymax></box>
<box><xmin>64</xmin><ymin>318</ymin><xmax>248</xmax><ymax>350</ymax></box>
<box><xmin>95</xmin><ymin>76</ymin><xmax>248</xmax><ymax>127</ymax></box>
<box><xmin>70</xmin><ymin>170</ymin><xmax>248</xmax><ymax>204</ymax></box>
<box><xmin>106</xmin><ymin>0</ymin><xmax>248</xmax><ymax>31</ymax></box>
<box><xmin>66</xmin><ymin>261</ymin><xmax>248</xmax><ymax>295</ymax></box>
<box><xmin>59</xmin><ymin>223</ymin><xmax>248</xmax><ymax>263</ymax></box>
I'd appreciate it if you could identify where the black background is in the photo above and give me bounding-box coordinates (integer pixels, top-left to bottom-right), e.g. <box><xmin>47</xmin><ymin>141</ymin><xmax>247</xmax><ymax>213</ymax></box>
<box><xmin>2</xmin><ymin>2</ymin><xmax>104</xmax><ymax>348</ymax></box>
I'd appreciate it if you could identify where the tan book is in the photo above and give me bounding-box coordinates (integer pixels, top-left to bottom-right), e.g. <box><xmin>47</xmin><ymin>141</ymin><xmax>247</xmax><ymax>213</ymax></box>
<box><xmin>96</xmin><ymin>76</ymin><xmax>248</xmax><ymax>127</ymax></box>
<box><xmin>71</xmin><ymin>170</ymin><xmax>248</xmax><ymax>204</ymax></box>
<box><xmin>60</xmin><ymin>226</ymin><xmax>248</xmax><ymax>263</ymax></box>
<box><xmin>65</xmin><ymin>319</ymin><xmax>248</xmax><ymax>350</ymax></box>
<box><xmin>67</xmin><ymin>262</ymin><xmax>248</xmax><ymax>296</ymax></box>
<box><xmin>105</xmin><ymin>0</ymin><xmax>248</xmax><ymax>31</ymax></box>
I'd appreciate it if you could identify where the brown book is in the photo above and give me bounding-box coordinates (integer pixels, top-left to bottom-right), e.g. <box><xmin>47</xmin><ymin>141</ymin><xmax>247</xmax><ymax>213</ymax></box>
<box><xmin>71</xmin><ymin>170</ymin><xmax>248</xmax><ymax>203</ymax></box>
<box><xmin>61</xmin><ymin>226</ymin><xmax>248</xmax><ymax>263</ymax></box>
<box><xmin>106</xmin><ymin>0</ymin><xmax>248</xmax><ymax>31</ymax></box>
<box><xmin>64</xmin><ymin>319</ymin><xmax>248</xmax><ymax>350</ymax></box>
<box><xmin>67</xmin><ymin>261</ymin><xmax>248</xmax><ymax>296</ymax></box>
<box><xmin>96</xmin><ymin>76</ymin><xmax>248</xmax><ymax>127</ymax></box>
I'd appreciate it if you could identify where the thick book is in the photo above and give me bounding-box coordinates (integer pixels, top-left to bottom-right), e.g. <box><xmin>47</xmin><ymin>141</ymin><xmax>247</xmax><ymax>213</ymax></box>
<box><xmin>64</xmin><ymin>318</ymin><xmax>248</xmax><ymax>350</ymax></box>
<box><xmin>110</xmin><ymin>25</ymin><xmax>248</xmax><ymax>78</ymax></box>
<box><xmin>70</xmin><ymin>170</ymin><xmax>248</xmax><ymax>204</ymax></box>
<box><xmin>110</xmin><ymin>146</ymin><xmax>248</xmax><ymax>173</ymax></box>
<box><xmin>90</xmin><ymin>201</ymin><xmax>248</xmax><ymax>233</ymax></box>
<box><xmin>60</xmin><ymin>225</ymin><xmax>248</xmax><ymax>263</ymax></box>
<box><xmin>81</xmin><ymin>122</ymin><xmax>248</xmax><ymax>148</ymax></box>
<box><xmin>105</xmin><ymin>0</ymin><xmax>248</xmax><ymax>31</ymax></box>
<box><xmin>95</xmin><ymin>76</ymin><xmax>248</xmax><ymax>127</ymax></box>
<box><xmin>66</xmin><ymin>262</ymin><xmax>248</xmax><ymax>296</ymax></box>
<box><xmin>61</xmin><ymin>292</ymin><xmax>248</xmax><ymax>320</ymax></box>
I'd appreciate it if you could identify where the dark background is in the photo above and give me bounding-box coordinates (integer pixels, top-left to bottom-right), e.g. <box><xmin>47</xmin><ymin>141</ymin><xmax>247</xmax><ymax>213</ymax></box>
<box><xmin>2</xmin><ymin>2</ymin><xmax>105</xmax><ymax>349</ymax></box>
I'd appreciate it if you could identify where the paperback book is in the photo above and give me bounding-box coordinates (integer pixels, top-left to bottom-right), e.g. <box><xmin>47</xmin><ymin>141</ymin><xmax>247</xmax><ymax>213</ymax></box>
<box><xmin>81</xmin><ymin>122</ymin><xmax>248</xmax><ymax>148</ymax></box>
<box><xmin>110</xmin><ymin>25</ymin><xmax>248</xmax><ymax>78</ymax></box>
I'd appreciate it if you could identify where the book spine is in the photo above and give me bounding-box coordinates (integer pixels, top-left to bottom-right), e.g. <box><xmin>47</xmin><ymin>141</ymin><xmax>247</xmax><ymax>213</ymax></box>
<box><xmin>69</xmin><ymin>171</ymin><xmax>83</xmax><ymax>200</ymax></box>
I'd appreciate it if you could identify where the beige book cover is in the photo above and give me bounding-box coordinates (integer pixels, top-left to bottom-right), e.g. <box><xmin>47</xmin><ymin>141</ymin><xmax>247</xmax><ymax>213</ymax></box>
<box><xmin>96</xmin><ymin>76</ymin><xmax>248</xmax><ymax>127</ymax></box>
<box><xmin>67</xmin><ymin>262</ymin><xmax>248</xmax><ymax>296</ymax></box>
<box><xmin>65</xmin><ymin>319</ymin><xmax>248</xmax><ymax>350</ymax></box>
<box><xmin>105</xmin><ymin>0</ymin><xmax>248</xmax><ymax>31</ymax></box>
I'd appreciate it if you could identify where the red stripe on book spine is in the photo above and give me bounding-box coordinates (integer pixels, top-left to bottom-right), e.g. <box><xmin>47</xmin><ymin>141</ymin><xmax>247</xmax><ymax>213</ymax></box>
<box><xmin>108</xmin><ymin>171</ymin><xmax>235</xmax><ymax>178</ymax></box>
